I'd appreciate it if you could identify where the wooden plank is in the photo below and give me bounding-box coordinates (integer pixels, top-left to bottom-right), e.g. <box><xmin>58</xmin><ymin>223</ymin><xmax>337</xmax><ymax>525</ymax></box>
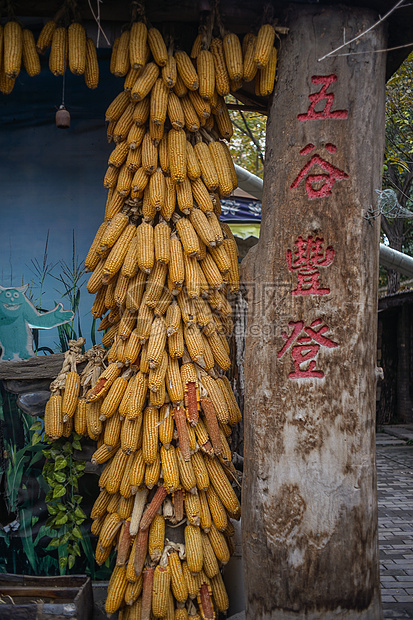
<box><xmin>0</xmin><ymin>354</ymin><xmax>65</xmax><ymax>380</ymax></box>
<box><xmin>241</xmin><ymin>5</ymin><xmax>385</xmax><ymax>618</ymax></box>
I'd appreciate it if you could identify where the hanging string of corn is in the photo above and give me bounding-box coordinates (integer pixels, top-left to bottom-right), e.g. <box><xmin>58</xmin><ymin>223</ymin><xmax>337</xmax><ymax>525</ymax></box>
<box><xmin>43</xmin><ymin>11</ymin><xmax>286</xmax><ymax>620</ymax></box>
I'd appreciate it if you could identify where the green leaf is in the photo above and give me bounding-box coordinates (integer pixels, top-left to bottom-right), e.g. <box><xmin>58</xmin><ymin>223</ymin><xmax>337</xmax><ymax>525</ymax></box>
<box><xmin>55</xmin><ymin>515</ymin><xmax>68</xmax><ymax>526</ymax></box>
<box><xmin>53</xmin><ymin>471</ymin><xmax>66</xmax><ymax>484</ymax></box>
<box><xmin>52</xmin><ymin>485</ymin><xmax>66</xmax><ymax>499</ymax></box>
<box><xmin>49</xmin><ymin>538</ymin><xmax>61</xmax><ymax>548</ymax></box>
<box><xmin>68</xmin><ymin>554</ymin><xmax>76</xmax><ymax>570</ymax></box>
<box><xmin>59</xmin><ymin>556</ymin><xmax>68</xmax><ymax>569</ymax></box>
<box><xmin>72</xmin><ymin>525</ymin><xmax>83</xmax><ymax>539</ymax></box>
<box><xmin>74</xmin><ymin>507</ymin><xmax>86</xmax><ymax>520</ymax></box>
<box><xmin>31</xmin><ymin>432</ymin><xmax>42</xmax><ymax>446</ymax></box>
<box><xmin>54</xmin><ymin>456</ymin><xmax>67</xmax><ymax>471</ymax></box>
<box><xmin>72</xmin><ymin>440</ymin><xmax>82</xmax><ymax>451</ymax></box>
<box><xmin>30</xmin><ymin>421</ymin><xmax>43</xmax><ymax>431</ymax></box>
<box><xmin>60</xmin><ymin>532</ymin><xmax>71</xmax><ymax>545</ymax></box>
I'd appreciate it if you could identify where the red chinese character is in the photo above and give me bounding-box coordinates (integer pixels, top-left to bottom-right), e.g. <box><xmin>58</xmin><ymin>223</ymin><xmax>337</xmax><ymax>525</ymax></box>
<box><xmin>297</xmin><ymin>75</ymin><xmax>348</xmax><ymax>121</ymax></box>
<box><xmin>277</xmin><ymin>319</ymin><xmax>338</xmax><ymax>379</ymax></box>
<box><xmin>287</xmin><ymin>236</ymin><xmax>335</xmax><ymax>295</ymax></box>
<box><xmin>290</xmin><ymin>144</ymin><xmax>349</xmax><ymax>199</ymax></box>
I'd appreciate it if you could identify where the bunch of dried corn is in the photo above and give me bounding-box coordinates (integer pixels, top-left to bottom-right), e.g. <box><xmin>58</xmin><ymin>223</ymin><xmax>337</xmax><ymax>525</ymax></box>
<box><xmin>0</xmin><ymin>21</ymin><xmax>42</xmax><ymax>94</ymax></box>
<box><xmin>35</xmin><ymin>20</ymin><xmax>99</xmax><ymax>88</ymax></box>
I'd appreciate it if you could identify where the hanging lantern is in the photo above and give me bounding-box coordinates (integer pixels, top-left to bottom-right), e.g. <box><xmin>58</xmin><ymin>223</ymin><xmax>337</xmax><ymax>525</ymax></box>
<box><xmin>56</xmin><ymin>104</ymin><xmax>70</xmax><ymax>128</ymax></box>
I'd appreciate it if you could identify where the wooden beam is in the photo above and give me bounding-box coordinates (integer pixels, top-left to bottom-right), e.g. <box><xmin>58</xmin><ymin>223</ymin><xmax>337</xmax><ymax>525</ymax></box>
<box><xmin>242</xmin><ymin>4</ymin><xmax>385</xmax><ymax>618</ymax></box>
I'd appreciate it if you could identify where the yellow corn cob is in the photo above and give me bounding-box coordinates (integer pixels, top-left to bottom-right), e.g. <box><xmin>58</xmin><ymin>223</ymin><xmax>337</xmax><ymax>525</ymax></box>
<box><xmin>126</xmin><ymin>271</ymin><xmax>146</xmax><ymax>314</ymax></box>
<box><xmin>108</xmin><ymin>142</ymin><xmax>129</xmax><ymax>169</ymax></box>
<box><xmin>177</xmin><ymin>289</ymin><xmax>197</xmax><ymax>326</ymax></box>
<box><xmin>160</xmin><ymin>52</ymin><xmax>176</xmax><ymax>87</ymax></box>
<box><xmin>190</xmin><ymin>32</ymin><xmax>203</xmax><ymax>58</ymax></box>
<box><xmin>254</xmin><ymin>23</ymin><xmax>276</xmax><ymax>68</ymax></box>
<box><xmin>206</xmin><ymin>331</ymin><xmax>231</xmax><ymax>371</ymax></box>
<box><xmin>151</xmin><ymin>565</ymin><xmax>171</xmax><ymax>617</ymax></box>
<box><xmin>188</xmin><ymin>90</ymin><xmax>211</xmax><ymax>122</ymax></box>
<box><xmin>74</xmin><ymin>397</ymin><xmax>87</xmax><ymax>436</ymax></box>
<box><xmin>105</xmin><ymin>192</ymin><xmax>125</xmax><ymax>220</ymax></box>
<box><xmin>100</xmin><ymin>213</ymin><xmax>129</xmax><ymax>251</ymax></box>
<box><xmin>181</xmin><ymin>95</ymin><xmax>201</xmax><ymax>132</ymax></box>
<box><xmin>168</xmin><ymin>128</ymin><xmax>187</xmax><ymax>184</ymax></box>
<box><xmin>222</xmin><ymin>32</ymin><xmax>243</xmax><ymax>81</ymax></box>
<box><xmin>191</xmin><ymin>450</ymin><xmax>210</xmax><ymax>491</ymax></box>
<box><xmin>144</xmin><ymin>262</ymin><xmax>168</xmax><ymax>309</ymax></box>
<box><xmin>106</xmin><ymin>91</ymin><xmax>131</xmax><ymax>122</ymax></box>
<box><xmin>165</xmin><ymin>302</ymin><xmax>181</xmax><ymax>336</ymax></box>
<box><xmin>131</xmin><ymin>61</ymin><xmax>159</xmax><ymax>100</ymax></box>
<box><xmin>149</xmin><ymin>169</ymin><xmax>165</xmax><ymax>212</ymax></box>
<box><xmin>90</xmin><ymin>489</ymin><xmax>111</xmax><ymax>519</ymax></box>
<box><xmin>184</xmin><ymin>324</ymin><xmax>205</xmax><ymax>363</ymax></box>
<box><xmin>103</xmin><ymin>225</ymin><xmax>137</xmax><ymax>281</ymax></box>
<box><xmin>36</xmin><ymin>20</ymin><xmax>56</xmax><ymax>53</ymax></box>
<box><xmin>44</xmin><ymin>394</ymin><xmax>63</xmax><ymax>440</ymax></box>
<box><xmin>98</xmin><ymin>511</ymin><xmax>123</xmax><ymax>548</ymax></box>
<box><xmin>135</xmin><ymin>304</ymin><xmax>153</xmax><ymax>344</ymax></box>
<box><xmin>128</xmin><ymin>371</ymin><xmax>148</xmax><ymax>420</ymax></box>
<box><xmin>147</xmin><ymin>513</ymin><xmax>165</xmax><ymax>563</ymax></box>
<box><xmin>22</xmin><ymin>29</ymin><xmax>41</xmax><ymax>76</ymax></box>
<box><xmin>243</xmin><ymin>33</ymin><xmax>258</xmax><ymax>82</ymax></box>
<box><xmin>114</xmin><ymin>102</ymin><xmax>136</xmax><ymax>143</ymax></box>
<box><xmin>214</xmin><ymin>99</ymin><xmax>233</xmax><ymax>140</ymax></box>
<box><xmin>149</xmin><ymin>349</ymin><xmax>168</xmax><ymax>392</ymax></box>
<box><xmin>132</xmin><ymin>166</ymin><xmax>149</xmax><ymax>194</ymax></box>
<box><xmin>185</xmin><ymin>490</ymin><xmax>202</xmax><ymax>526</ymax></box>
<box><xmin>158</xmin><ymin>404</ymin><xmax>174</xmax><ymax>447</ymax></box>
<box><xmin>110</xmin><ymin>35</ymin><xmax>120</xmax><ymax>73</ymax></box>
<box><xmin>169</xmin><ymin>234</ymin><xmax>185</xmax><ymax>285</ymax></box>
<box><xmin>86</xmin><ymin>258</ymin><xmax>106</xmax><ymax>295</ymax></box>
<box><xmin>86</xmin><ymin>399</ymin><xmax>102</xmax><ymax>439</ymax></box>
<box><xmin>128</xmin><ymin>450</ymin><xmax>145</xmax><ymax>492</ymax></box>
<box><xmin>175</xmin><ymin>218</ymin><xmax>200</xmax><ymax>257</ymax></box>
<box><xmin>127</xmin><ymin>123</ymin><xmax>146</xmax><ymax>149</ymax></box>
<box><xmin>223</xmin><ymin>238</ymin><xmax>239</xmax><ymax>292</ymax></box>
<box><xmin>147</xmin><ymin>26</ymin><xmax>168</xmax><ymax>66</ymax></box>
<box><xmin>156</xmin><ymin>136</ymin><xmax>170</xmax><ymax>177</ymax></box>
<box><xmin>0</xmin><ymin>66</ymin><xmax>15</xmax><ymax>94</ymax></box>
<box><xmin>62</xmin><ymin>415</ymin><xmax>73</xmax><ymax>438</ymax></box>
<box><xmin>4</xmin><ymin>21</ymin><xmax>22</xmax><ymax>79</ymax></box>
<box><xmin>107</xmin><ymin>491</ymin><xmax>121</xmax><ymax>514</ymax></box>
<box><xmin>186</xmin><ymin>141</ymin><xmax>201</xmax><ymax>180</ymax></box>
<box><xmin>194</xmin><ymin>142</ymin><xmax>219</xmax><ymax>192</ymax></box>
<box><xmin>133</xmin><ymin>97</ymin><xmax>150</xmax><ymax>126</ymax></box>
<box><xmin>176</xmin><ymin>446</ymin><xmax>197</xmax><ymax>491</ymax></box>
<box><xmin>62</xmin><ymin>372</ymin><xmax>80</xmax><ymax>419</ymax></box>
<box><xmin>142</xmin><ymin>131</ymin><xmax>158</xmax><ymax>175</ymax></box>
<box><xmin>49</xmin><ymin>27</ymin><xmax>66</xmax><ymax>76</ymax></box>
<box><xmin>205</xmin><ymin>212</ymin><xmax>224</xmax><ymax>247</ymax></box>
<box><xmin>197</xmin><ymin>49</ymin><xmax>215</xmax><ymax>101</ymax></box>
<box><xmin>210</xmin><ymin>571</ymin><xmax>229</xmax><ymax>612</ymax></box>
<box><xmin>103</xmin><ymin>411</ymin><xmax>122</xmax><ymax>448</ymax></box>
<box><xmin>209</xmin><ymin>38</ymin><xmax>230</xmax><ymax>97</ymax></box>
<box><xmin>107</xmin><ymin>119</ymin><xmax>116</xmax><ymax>142</ymax></box>
<box><xmin>87</xmin><ymin>361</ymin><xmax>122</xmax><ymax>403</ymax></box>
<box><xmin>204</xmin><ymin>457</ymin><xmax>240</xmax><ymax>517</ymax></box>
<box><xmin>198</xmin><ymin>256</ymin><xmax>222</xmax><ymax>291</ymax></box>
<box><xmin>119</xmin><ymin>447</ymin><xmax>138</xmax><ymax>497</ymax></box>
<box><xmin>124</xmin><ymin>65</ymin><xmax>141</xmax><ymax>92</ymax></box>
<box><xmin>201</xmin><ymin>374</ymin><xmax>229</xmax><ymax>423</ymax></box>
<box><xmin>147</xmin><ymin>316</ymin><xmax>167</xmax><ymax>369</ymax></box>
<box><xmin>68</xmin><ymin>22</ymin><xmax>86</xmax><ymax>75</ymax></box>
<box><xmin>165</xmin><ymin>356</ymin><xmax>184</xmax><ymax>404</ymax></box>
<box><xmin>150</xmin><ymin>119</ymin><xmax>165</xmax><ymax>146</ymax></box>
<box><xmin>136</xmin><ymin>221</ymin><xmax>155</xmax><ymax>274</ymax></box>
<box><xmin>116</xmin><ymin>165</ymin><xmax>133</xmax><ymax>196</ymax></box>
<box><xmin>105</xmin><ymin>565</ymin><xmax>128</xmax><ymax>615</ymax></box>
<box><xmin>189</xmin><ymin>208</ymin><xmax>215</xmax><ymax>247</ymax></box>
<box><xmin>175</xmin><ymin>49</ymin><xmax>199</xmax><ymax>90</ymax></box>
<box><xmin>98</xmin><ymin>462</ymin><xmax>113</xmax><ymax>490</ymax></box>
<box><xmin>118</xmin><ymin>496</ymin><xmax>134</xmax><ymax>520</ymax></box>
<box><xmin>207</xmin><ymin>522</ymin><xmax>230</xmax><ymax>564</ymax></box>
<box><xmin>160</xmin><ymin>444</ymin><xmax>180</xmax><ymax>492</ymax></box>
<box><xmin>259</xmin><ymin>46</ymin><xmax>277</xmax><ymax>96</ymax></box>
<box><xmin>154</xmin><ymin>288</ymin><xmax>172</xmax><ymax>318</ymax></box>
<box><xmin>101</xmin><ymin>322</ymin><xmax>119</xmax><ymax>349</ymax></box>
<box><xmin>198</xmin><ymin>489</ymin><xmax>212</xmax><ymax>532</ymax></box>
<box><xmin>169</xmin><ymin>552</ymin><xmax>189</xmax><ymax>603</ymax></box>
<box><xmin>129</xmin><ymin>21</ymin><xmax>147</xmax><ymax>69</ymax></box>
<box><xmin>142</xmin><ymin>184</ymin><xmax>156</xmax><ymax>222</ymax></box>
<box><xmin>150</xmin><ymin>77</ymin><xmax>169</xmax><ymax>125</ymax></box>
<box><xmin>173</xmin><ymin>71</ymin><xmax>188</xmax><ymax>98</ymax></box>
<box><xmin>205</xmin><ymin>484</ymin><xmax>228</xmax><ymax>532</ymax></box>
<box><xmin>142</xmin><ymin>405</ymin><xmax>159</xmax><ymax>464</ymax></box>
<box><xmin>121</xmin><ymin>237</ymin><xmax>139</xmax><ymax>279</ymax></box>
<box><xmin>219</xmin><ymin>376</ymin><xmax>241</xmax><ymax>424</ymax></box>
<box><xmin>193</xmin><ymin>297</ymin><xmax>213</xmax><ymax>330</ymax></box>
<box><xmin>185</xmin><ymin>524</ymin><xmax>203</xmax><ymax>573</ymax></box>
<box><xmin>174</xmin><ymin>177</ymin><xmax>192</xmax><ymax>216</ymax></box>
<box><xmin>114</xmin><ymin>30</ymin><xmax>130</xmax><ymax>77</ymax></box>
<box><xmin>191</xmin><ymin>177</ymin><xmax>214</xmax><ymax>213</ymax></box>
<box><xmin>106</xmin><ymin>447</ymin><xmax>130</xmax><ymax>493</ymax></box>
<box><xmin>145</xmin><ymin>450</ymin><xmax>161</xmax><ymax>488</ymax></box>
<box><xmin>201</xmin><ymin>530</ymin><xmax>220</xmax><ymax>578</ymax></box>
<box><xmin>168</xmin><ymin>320</ymin><xmax>184</xmax><ymax>359</ymax></box>
<box><xmin>208</xmin><ymin>141</ymin><xmax>234</xmax><ymax>196</ymax></box>
<box><xmin>100</xmin><ymin>376</ymin><xmax>128</xmax><ymax>419</ymax></box>
<box><xmin>194</xmin><ymin>418</ymin><xmax>211</xmax><ymax>453</ymax></box>
<box><xmin>181</xmin><ymin>561</ymin><xmax>199</xmax><ymax>599</ymax></box>
<box><xmin>185</xmin><ymin>419</ymin><xmax>196</xmax><ymax>453</ymax></box>
<box><xmin>126</xmin><ymin>146</ymin><xmax>142</xmax><ymax>173</ymax></box>
<box><xmin>121</xmin><ymin>416</ymin><xmax>143</xmax><ymax>454</ymax></box>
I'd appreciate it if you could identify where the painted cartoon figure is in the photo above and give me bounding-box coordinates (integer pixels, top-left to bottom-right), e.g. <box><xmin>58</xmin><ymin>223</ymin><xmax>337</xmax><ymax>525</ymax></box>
<box><xmin>0</xmin><ymin>285</ymin><xmax>74</xmax><ymax>361</ymax></box>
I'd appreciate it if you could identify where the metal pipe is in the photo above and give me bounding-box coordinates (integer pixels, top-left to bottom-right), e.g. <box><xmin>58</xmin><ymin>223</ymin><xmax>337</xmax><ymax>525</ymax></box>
<box><xmin>235</xmin><ymin>164</ymin><xmax>413</xmax><ymax>277</ymax></box>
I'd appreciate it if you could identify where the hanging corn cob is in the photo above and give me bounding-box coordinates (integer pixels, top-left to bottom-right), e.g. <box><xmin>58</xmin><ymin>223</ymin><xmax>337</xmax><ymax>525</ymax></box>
<box><xmin>43</xmin><ymin>13</ymin><xmax>287</xmax><ymax>619</ymax></box>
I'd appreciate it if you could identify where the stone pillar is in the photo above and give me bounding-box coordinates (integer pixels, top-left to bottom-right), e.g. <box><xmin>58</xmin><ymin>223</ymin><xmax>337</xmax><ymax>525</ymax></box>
<box><xmin>241</xmin><ymin>5</ymin><xmax>386</xmax><ymax>619</ymax></box>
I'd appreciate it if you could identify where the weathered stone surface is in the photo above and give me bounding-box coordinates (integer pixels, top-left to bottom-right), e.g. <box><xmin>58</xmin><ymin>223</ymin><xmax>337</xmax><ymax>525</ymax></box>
<box><xmin>0</xmin><ymin>354</ymin><xmax>65</xmax><ymax>380</ymax></box>
<box><xmin>241</xmin><ymin>5</ymin><xmax>385</xmax><ymax>619</ymax></box>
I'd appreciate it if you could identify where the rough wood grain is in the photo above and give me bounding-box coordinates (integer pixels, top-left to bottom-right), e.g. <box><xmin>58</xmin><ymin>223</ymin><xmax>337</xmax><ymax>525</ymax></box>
<box><xmin>0</xmin><ymin>354</ymin><xmax>65</xmax><ymax>380</ymax></box>
<box><xmin>241</xmin><ymin>5</ymin><xmax>385</xmax><ymax>619</ymax></box>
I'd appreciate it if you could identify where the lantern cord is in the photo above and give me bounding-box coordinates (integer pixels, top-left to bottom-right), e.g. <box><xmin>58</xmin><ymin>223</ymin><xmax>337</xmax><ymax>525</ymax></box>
<box><xmin>87</xmin><ymin>0</ymin><xmax>110</xmax><ymax>46</ymax></box>
<box><xmin>318</xmin><ymin>0</ymin><xmax>407</xmax><ymax>62</ymax></box>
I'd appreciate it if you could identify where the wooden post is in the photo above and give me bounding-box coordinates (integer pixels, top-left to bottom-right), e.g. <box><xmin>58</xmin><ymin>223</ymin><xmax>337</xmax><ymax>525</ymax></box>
<box><xmin>241</xmin><ymin>5</ymin><xmax>385</xmax><ymax>619</ymax></box>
